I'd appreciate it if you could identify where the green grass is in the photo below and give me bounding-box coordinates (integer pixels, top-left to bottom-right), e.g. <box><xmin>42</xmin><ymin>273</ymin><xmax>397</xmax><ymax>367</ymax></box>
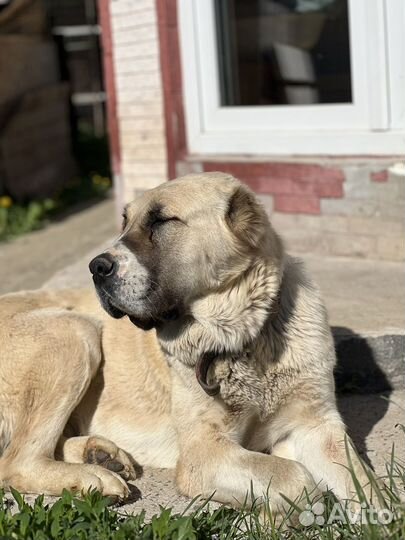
<box><xmin>1</xmin><ymin>442</ymin><xmax>404</xmax><ymax>540</ymax></box>
<box><xmin>0</xmin><ymin>490</ymin><xmax>252</xmax><ymax>540</ymax></box>
<box><xmin>0</xmin><ymin>176</ymin><xmax>111</xmax><ymax>241</ymax></box>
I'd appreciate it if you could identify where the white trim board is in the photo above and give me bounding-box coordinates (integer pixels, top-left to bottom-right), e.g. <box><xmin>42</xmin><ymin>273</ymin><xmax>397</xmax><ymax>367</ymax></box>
<box><xmin>179</xmin><ymin>0</ymin><xmax>405</xmax><ymax>156</ymax></box>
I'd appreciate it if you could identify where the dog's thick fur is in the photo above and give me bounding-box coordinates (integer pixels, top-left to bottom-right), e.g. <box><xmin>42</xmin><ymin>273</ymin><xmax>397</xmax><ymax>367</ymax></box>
<box><xmin>0</xmin><ymin>173</ymin><xmax>374</xmax><ymax>517</ymax></box>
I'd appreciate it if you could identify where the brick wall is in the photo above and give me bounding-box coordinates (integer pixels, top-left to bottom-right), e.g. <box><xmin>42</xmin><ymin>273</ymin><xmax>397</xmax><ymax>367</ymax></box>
<box><xmin>179</xmin><ymin>158</ymin><xmax>404</xmax><ymax>261</ymax></box>
<box><xmin>108</xmin><ymin>0</ymin><xmax>168</xmax><ymax>204</ymax></box>
<box><xmin>271</xmin><ymin>165</ymin><xmax>405</xmax><ymax>261</ymax></box>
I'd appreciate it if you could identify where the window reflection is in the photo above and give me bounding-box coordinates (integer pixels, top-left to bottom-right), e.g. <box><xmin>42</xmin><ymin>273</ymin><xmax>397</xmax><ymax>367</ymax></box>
<box><xmin>215</xmin><ymin>0</ymin><xmax>352</xmax><ymax>106</ymax></box>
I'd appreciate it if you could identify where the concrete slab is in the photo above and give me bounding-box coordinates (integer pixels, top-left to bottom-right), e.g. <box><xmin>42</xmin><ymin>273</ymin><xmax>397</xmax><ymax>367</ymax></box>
<box><xmin>302</xmin><ymin>255</ymin><xmax>405</xmax><ymax>392</ymax></box>
<box><xmin>0</xmin><ymin>198</ymin><xmax>116</xmax><ymax>295</ymax></box>
<box><xmin>304</xmin><ymin>254</ymin><xmax>405</xmax><ymax>336</ymax></box>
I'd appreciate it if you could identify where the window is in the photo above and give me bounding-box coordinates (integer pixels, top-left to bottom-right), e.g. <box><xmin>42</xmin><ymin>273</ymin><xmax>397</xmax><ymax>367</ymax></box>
<box><xmin>179</xmin><ymin>0</ymin><xmax>405</xmax><ymax>155</ymax></box>
<box><xmin>216</xmin><ymin>0</ymin><xmax>352</xmax><ymax>107</ymax></box>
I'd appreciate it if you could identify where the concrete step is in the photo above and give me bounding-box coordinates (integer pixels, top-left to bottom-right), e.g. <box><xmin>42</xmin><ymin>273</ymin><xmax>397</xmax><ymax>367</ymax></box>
<box><xmin>302</xmin><ymin>254</ymin><xmax>404</xmax><ymax>393</ymax></box>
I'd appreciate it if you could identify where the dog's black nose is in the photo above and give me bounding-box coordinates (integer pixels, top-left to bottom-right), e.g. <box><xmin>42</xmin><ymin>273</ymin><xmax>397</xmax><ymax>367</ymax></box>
<box><xmin>89</xmin><ymin>254</ymin><xmax>116</xmax><ymax>278</ymax></box>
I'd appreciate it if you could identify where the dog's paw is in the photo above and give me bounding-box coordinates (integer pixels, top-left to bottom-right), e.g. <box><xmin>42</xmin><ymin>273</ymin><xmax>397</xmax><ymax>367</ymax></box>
<box><xmin>78</xmin><ymin>465</ymin><xmax>130</xmax><ymax>501</ymax></box>
<box><xmin>83</xmin><ymin>436</ymin><xmax>140</xmax><ymax>482</ymax></box>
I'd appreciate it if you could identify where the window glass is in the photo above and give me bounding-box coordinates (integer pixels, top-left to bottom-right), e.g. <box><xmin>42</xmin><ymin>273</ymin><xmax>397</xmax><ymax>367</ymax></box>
<box><xmin>215</xmin><ymin>0</ymin><xmax>352</xmax><ymax>106</ymax></box>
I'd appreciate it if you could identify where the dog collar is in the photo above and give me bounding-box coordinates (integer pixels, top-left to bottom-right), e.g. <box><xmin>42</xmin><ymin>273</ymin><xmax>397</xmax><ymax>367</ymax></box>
<box><xmin>195</xmin><ymin>352</ymin><xmax>221</xmax><ymax>396</ymax></box>
<box><xmin>195</xmin><ymin>291</ymin><xmax>281</xmax><ymax>397</ymax></box>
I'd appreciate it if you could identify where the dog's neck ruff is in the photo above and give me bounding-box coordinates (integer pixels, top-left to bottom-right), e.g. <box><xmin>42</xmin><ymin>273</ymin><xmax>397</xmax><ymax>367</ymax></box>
<box><xmin>195</xmin><ymin>289</ymin><xmax>281</xmax><ymax>396</ymax></box>
<box><xmin>156</xmin><ymin>258</ymin><xmax>283</xmax><ymax>395</ymax></box>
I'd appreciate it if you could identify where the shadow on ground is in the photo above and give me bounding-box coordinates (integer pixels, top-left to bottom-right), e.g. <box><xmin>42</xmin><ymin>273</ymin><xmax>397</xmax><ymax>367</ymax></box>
<box><xmin>334</xmin><ymin>326</ymin><xmax>393</xmax><ymax>467</ymax></box>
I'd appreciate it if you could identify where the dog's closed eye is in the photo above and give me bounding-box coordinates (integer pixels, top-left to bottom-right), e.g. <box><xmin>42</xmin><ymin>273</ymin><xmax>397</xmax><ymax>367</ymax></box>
<box><xmin>149</xmin><ymin>216</ymin><xmax>182</xmax><ymax>242</ymax></box>
<box><xmin>121</xmin><ymin>212</ymin><xmax>128</xmax><ymax>231</ymax></box>
<box><xmin>150</xmin><ymin>216</ymin><xmax>180</xmax><ymax>228</ymax></box>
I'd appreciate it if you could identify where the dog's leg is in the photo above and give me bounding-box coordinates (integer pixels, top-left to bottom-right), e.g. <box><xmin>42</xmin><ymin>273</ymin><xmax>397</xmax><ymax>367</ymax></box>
<box><xmin>175</xmin><ymin>423</ymin><xmax>318</xmax><ymax>517</ymax></box>
<box><xmin>58</xmin><ymin>435</ymin><xmax>138</xmax><ymax>482</ymax></box>
<box><xmin>0</xmin><ymin>312</ymin><xmax>128</xmax><ymax>498</ymax></box>
<box><xmin>271</xmin><ymin>403</ymin><xmax>381</xmax><ymax>505</ymax></box>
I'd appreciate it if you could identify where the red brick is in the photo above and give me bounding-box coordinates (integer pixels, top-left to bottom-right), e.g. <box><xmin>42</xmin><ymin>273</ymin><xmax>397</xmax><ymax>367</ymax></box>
<box><xmin>156</xmin><ymin>0</ymin><xmax>186</xmax><ymax>178</ymax></box>
<box><xmin>166</xmin><ymin>0</ymin><xmax>178</xmax><ymax>27</ymax></box>
<box><xmin>175</xmin><ymin>97</ymin><xmax>186</xmax><ymax>157</ymax></box>
<box><xmin>157</xmin><ymin>0</ymin><xmax>177</xmax><ymax>178</ymax></box>
<box><xmin>203</xmin><ymin>162</ymin><xmax>344</xmax><ymax>183</ymax></box>
<box><xmin>98</xmin><ymin>0</ymin><xmax>121</xmax><ymax>175</ymax></box>
<box><xmin>98</xmin><ymin>1</ymin><xmax>112</xmax><ymax>51</ymax></box>
<box><xmin>370</xmin><ymin>170</ymin><xmax>388</xmax><ymax>182</ymax></box>
<box><xmin>315</xmin><ymin>179</ymin><xmax>344</xmax><ymax>198</ymax></box>
<box><xmin>203</xmin><ymin>163</ymin><xmax>344</xmax><ymax>199</ymax></box>
<box><xmin>274</xmin><ymin>195</ymin><xmax>321</xmax><ymax>214</ymax></box>
<box><xmin>168</xmin><ymin>27</ymin><xmax>182</xmax><ymax>96</ymax></box>
<box><xmin>247</xmin><ymin>176</ymin><xmax>317</xmax><ymax>196</ymax></box>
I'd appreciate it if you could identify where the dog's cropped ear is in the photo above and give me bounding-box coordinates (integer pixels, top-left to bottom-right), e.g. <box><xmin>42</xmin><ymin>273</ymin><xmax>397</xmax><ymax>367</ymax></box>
<box><xmin>226</xmin><ymin>185</ymin><xmax>266</xmax><ymax>248</ymax></box>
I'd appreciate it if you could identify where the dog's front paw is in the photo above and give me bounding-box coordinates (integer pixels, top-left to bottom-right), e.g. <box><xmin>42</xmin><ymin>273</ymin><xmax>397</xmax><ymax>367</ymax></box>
<box><xmin>84</xmin><ymin>436</ymin><xmax>140</xmax><ymax>482</ymax></box>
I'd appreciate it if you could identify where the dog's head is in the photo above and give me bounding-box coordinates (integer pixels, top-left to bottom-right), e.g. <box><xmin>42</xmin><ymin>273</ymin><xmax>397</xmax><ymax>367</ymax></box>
<box><xmin>90</xmin><ymin>172</ymin><xmax>281</xmax><ymax>330</ymax></box>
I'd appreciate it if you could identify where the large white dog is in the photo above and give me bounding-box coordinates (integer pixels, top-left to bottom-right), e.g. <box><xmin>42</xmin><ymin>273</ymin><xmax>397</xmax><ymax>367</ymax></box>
<box><xmin>0</xmin><ymin>173</ymin><xmax>375</xmax><ymax>520</ymax></box>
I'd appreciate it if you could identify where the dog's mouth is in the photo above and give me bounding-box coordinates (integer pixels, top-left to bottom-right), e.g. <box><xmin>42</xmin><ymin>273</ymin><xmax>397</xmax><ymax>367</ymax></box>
<box><xmin>103</xmin><ymin>295</ymin><xmax>157</xmax><ymax>330</ymax></box>
<box><xmin>128</xmin><ymin>315</ymin><xmax>157</xmax><ymax>331</ymax></box>
<box><xmin>99</xmin><ymin>289</ymin><xmax>179</xmax><ymax>331</ymax></box>
<box><xmin>103</xmin><ymin>296</ymin><xmax>126</xmax><ymax>319</ymax></box>
<box><xmin>97</xmin><ymin>288</ymin><xmax>132</xmax><ymax>321</ymax></box>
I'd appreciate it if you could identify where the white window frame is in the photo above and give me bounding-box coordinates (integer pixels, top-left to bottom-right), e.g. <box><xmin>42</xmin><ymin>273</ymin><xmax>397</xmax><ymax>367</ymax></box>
<box><xmin>179</xmin><ymin>0</ymin><xmax>405</xmax><ymax>155</ymax></box>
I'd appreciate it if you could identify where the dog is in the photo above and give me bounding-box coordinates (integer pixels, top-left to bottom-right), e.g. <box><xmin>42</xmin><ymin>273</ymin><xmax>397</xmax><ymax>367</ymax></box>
<box><xmin>0</xmin><ymin>172</ymin><xmax>376</xmax><ymax>518</ymax></box>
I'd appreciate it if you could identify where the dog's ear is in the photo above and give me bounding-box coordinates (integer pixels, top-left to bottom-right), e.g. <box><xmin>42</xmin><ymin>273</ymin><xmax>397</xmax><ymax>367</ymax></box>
<box><xmin>226</xmin><ymin>185</ymin><xmax>266</xmax><ymax>248</ymax></box>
